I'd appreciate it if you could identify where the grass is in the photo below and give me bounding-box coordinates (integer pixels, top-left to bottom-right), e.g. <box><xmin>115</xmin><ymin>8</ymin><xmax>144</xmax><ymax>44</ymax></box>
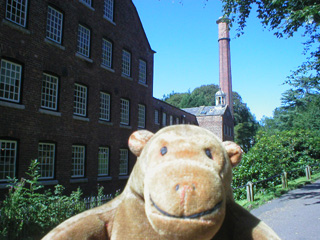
<box><xmin>236</xmin><ymin>171</ymin><xmax>320</xmax><ymax>210</ymax></box>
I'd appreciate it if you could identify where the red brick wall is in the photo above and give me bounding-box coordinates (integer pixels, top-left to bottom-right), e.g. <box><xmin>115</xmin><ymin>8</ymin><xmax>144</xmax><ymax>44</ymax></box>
<box><xmin>0</xmin><ymin>0</ymin><xmax>198</xmax><ymax>197</ymax></box>
<box><xmin>0</xmin><ymin>0</ymin><xmax>155</xmax><ymax>196</ymax></box>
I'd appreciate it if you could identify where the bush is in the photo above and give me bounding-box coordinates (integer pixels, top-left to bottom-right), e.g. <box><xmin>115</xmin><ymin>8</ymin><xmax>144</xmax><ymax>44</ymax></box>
<box><xmin>232</xmin><ymin>129</ymin><xmax>320</xmax><ymax>200</ymax></box>
<box><xmin>0</xmin><ymin>160</ymin><xmax>86</xmax><ymax>240</ymax></box>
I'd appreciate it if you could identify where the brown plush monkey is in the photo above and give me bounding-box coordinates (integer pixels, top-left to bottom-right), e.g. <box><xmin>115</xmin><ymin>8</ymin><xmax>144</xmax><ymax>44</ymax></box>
<box><xmin>43</xmin><ymin>125</ymin><xmax>280</xmax><ymax>240</ymax></box>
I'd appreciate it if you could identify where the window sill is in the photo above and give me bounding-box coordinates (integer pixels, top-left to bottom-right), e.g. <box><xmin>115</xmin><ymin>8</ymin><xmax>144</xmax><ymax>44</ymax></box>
<box><xmin>120</xmin><ymin>124</ymin><xmax>132</xmax><ymax>129</ymax></box>
<box><xmin>73</xmin><ymin>115</ymin><xmax>90</xmax><ymax>122</ymax></box>
<box><xmin>118</xmin><ymin>175</ymin><xmax>129</xmax><ymax>180</ymax></box>
<box><xmin>100</xmin><ymin>64</ymin><xmax>115</xmax><ymax>73</ymax></box>
<box><xmin>70</xmin><ymin>178</ymin><xmax>88</xmax><ymax>184</ymax></box>
<box><xmin>0</xmin><ymin>100</ymin><xmax>25</xmax><ymax>110</ymax></box>
<box><xmin>97</xmin><ymin>176</ymin><xmax>112</xmax><ymax>182</ymax></box>
<box><xmin>44</xmin><ymin>38</ymin><xmax>65</xmax><ymax>50</ymax></box>
<box><xmin>103</xmin><ymin>16</ymin><xmax>116</xmax><ymax>26</ymax></box>
<box><xmin>2</xmin><ymin>19</ymin><xmax>30</xmax><ymax>35</ymax></box>
<box><xmin>39</xmin><ymin>108</ymin><xmax>61</xmax><ymax>117</ymax></box>
<box><xmin>39</xmin><ymin>179</ymin><xmax>59</xmax><ymax>185</ymax></box>
<box><xmin>99</xmin><ymin>120</ymin><xmax>113</xmax><ymax>126</ymax></box>
<box><xmin>75</xmin><ymin>53</ymin><xmax>93</xmax><ymax>63</ymax></box>
<box><xmin>138</xmin><ymin>82</ymin><xmax>148</xmax><ymax>88</ymax></box>
<box><xmin>121</xmin><ymin>74</ymin><xmax>133</xmax><ymax>81</ymax></box>
<box><xmin>79</xmin><ymin>1</ymin><xmax>95</xmax><ymax>11</ymax></box>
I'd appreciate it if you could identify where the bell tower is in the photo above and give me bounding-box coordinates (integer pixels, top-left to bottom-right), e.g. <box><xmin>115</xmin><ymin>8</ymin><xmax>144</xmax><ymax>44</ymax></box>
<box><xmin>216</xmin><ymin>17</ymin><xmax>233</xmax><ymax>115</ymax></box>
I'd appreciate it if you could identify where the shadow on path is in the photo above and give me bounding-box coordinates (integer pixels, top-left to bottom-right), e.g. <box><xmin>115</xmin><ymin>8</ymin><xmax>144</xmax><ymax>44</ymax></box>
<box><xmin>279</xmin><ymin>182</ymin><xmax>320</xmax><ymax>204</ymax></box>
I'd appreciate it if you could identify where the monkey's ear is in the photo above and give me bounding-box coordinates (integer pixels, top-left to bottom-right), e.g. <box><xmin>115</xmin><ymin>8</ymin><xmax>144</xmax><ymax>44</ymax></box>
<box><xmin>128</xmin><ymin>130</ymin><xmax>154</xmax><ymax>157</ymax></box>
<box><xmin>222</xmin><ymin>141</ymin><xmax>243</xmax><ymax>167</ymax></box>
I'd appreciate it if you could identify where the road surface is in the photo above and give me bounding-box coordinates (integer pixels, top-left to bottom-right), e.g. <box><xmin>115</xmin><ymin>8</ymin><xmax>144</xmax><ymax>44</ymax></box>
<box><xmin>251</xmin><ymin>179</ymin><xmax>320</xmax><ymax>240</ymax></box>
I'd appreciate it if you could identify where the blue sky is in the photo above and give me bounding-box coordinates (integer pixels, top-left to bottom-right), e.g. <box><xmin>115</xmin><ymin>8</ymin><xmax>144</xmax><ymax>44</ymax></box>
<box><xmin>132</xmin><ymin>0</ymin><xmax>308</xmax><ymax>121</ymax></box>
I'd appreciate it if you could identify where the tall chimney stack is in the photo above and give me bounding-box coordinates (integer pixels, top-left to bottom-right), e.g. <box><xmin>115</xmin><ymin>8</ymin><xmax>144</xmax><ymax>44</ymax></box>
<box><xmin>216</xmin><ymin>17</ymin><xmax>233</xmax><ymax>115</ymax></box>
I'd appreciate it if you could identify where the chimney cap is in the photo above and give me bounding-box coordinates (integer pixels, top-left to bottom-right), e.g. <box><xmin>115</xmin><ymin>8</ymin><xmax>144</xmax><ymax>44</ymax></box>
<box><xmin>216</xmin><ymin>16</ymin><xmax>230</xmax><ymax>24</ymax></box>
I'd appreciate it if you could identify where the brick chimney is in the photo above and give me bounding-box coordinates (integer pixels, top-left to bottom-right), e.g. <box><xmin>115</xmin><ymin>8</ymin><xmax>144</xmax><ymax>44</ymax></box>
<box><xmin>216</xmin><ymin>17</ymin><xmax>233</xmax><ymax>115</ymax></box>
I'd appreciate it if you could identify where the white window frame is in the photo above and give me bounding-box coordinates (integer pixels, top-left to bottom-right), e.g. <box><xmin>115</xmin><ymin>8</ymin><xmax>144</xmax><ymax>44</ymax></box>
<box><xmin>120</xmin><ymin>98</ymin><xmax>129</xmax><ymax>125</ymax></box>
<box><xmin>6</xmin><ymin>0</ymin><xmax>28</xmax><ymax>27</ymax></box>
<box><xmin>169</xmin><ymin>115</ymin><xmax>173</xmax><ymax>125</ymax></box>
<box><xmin>0</xmin><ymin>59</ymin><xmax>22</xmax><ymax>103</ymax></box>
<box><xmin>0</xmin><ymin>140</ymin><xmax>17</xmax><ymax>182</ymax></box>
<box><xmin>162</xmin><ymin>112</ymin><xmax>167</xmax><ymax>126</ymax></box>
<box><xmin>41</xmin><ymin>73</ymin><xmax>59</xmax><ymax>110</ymax></box>
<box><xmin>154</xmin><ymin>110</ymin><xmax>159</xmax><ymax>125</ymax></box>
<box><xmin>176</xmin><ymin>117</ymin><xmax>180</xmax><ymax>124</ymax></box>
<box><xmin>103</xmin><ymin>0</ymin><xmax>114</xmax><ymax>22</ymax></box>
<box><xmin>73</xmin><ymin>84</ymin><xmax>87</xmax><ymax>117</ymax></box>
<box><xmin>98</xmin><ymin>147</ymin><xmax>109</xmax><ymax>176</ymax></box>
<box><xmin>138</xmin><ymin>59</ymin><xmax>147</xmax><ymax>84</ymax></box>
<box><xmin>77</xmin><ymin>24</ymin><xmax>91</xmax><ymax>58</ymax></box>
<box><xmin>119</xmin><ymin>149</ymin><xmax>128</xmax><ymax>175</ymax></box>
<box><xmin>38</xmin><ymin>143</ymin><xmax>55</xmax><ymax>179</ymax></box>
<box><xmin>72</xmin><ymin>145</ymin><xmax>85</xmax><ymax>178</ymax></box>
<box><xmin>122</xmin><ymin>50</ymin><xmax>131</xmax><ymax>77</ymax></box>
<box><xmin>46</xmin><ymin>6</ymin><xmax>63</xmax><ymax>44</ymax></box>
<box><xmin>100</xmin><ymin>92</ymin><xmax>110</xmax><ymax>121</ymax></box>
<box><xmin>138</xmin><ymin>104</ymin><xmax>146</xmax><ymax>128</ymax></box>
<box><xmin>102</xmin><ymin>39</ymin><xmax>112</xmax><ymax>68</ymax></box>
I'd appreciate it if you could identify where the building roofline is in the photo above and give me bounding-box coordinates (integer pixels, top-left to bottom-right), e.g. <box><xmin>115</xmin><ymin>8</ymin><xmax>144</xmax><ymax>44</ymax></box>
<box><xmin>131</xmin><ymin>1</ymin><xmax>156</xmax><ymax>54</ymax></box>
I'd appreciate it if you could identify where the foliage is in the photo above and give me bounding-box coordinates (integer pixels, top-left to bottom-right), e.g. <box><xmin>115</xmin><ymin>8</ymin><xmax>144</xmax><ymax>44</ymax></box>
<box><xmin>232</xmin><ymin>129</ymin><xmax>320</xmax><ymax>199</ymax></box>
<box><xmin>0</xmin><ymin>160</ymin><xmax>86</xmax><ymax>240</ymax></box>
<box><xmin>261</xmin><ymin>76</ymin><xmax>320</xmax><ymax>132</ymax></box>
<box><xmin>162</xmin><ymin>84</ymin><xmax>219</xmax><ymax>108</ymax></box>
<box><xmin>220</xmin><ymin>0</ymin><xmax>320</xmax><ymax>86</ymax></box>
<box><xmin>163</xmin><ymin>84</ymin><xmax>259</xmax><ymax>151</ymax></box>
<box><xmin>233</xmin><ymin>92</ymin><xmax>259</xmax><ymax>152</ymax></box>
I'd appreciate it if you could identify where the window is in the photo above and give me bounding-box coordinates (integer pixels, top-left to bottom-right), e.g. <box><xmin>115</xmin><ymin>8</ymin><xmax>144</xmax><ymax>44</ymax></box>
<box><xmin>182</xmin><ymin>118</ymin><xmax>185</xmax><ymax>124</ymax></box>
<box><xmin>77</xmin><ymin>24</ymin><xmax>91</xmax><ymax>57</ymax></box>
<box><xmin>154</xmin><ymin>110</ymin><xmax>159</xmax><ymax>125</ymax></box>
<box><xmin>102</xmin><ymin>39</ymin><xmax>112</xmax><ymax>68</ymax></box>
<box><xmin>73</xmin><ymin>84</ymin><xmax>87</xmax><ymax>116</ymax></box>
<box><xmin>176</xmin><ymin>117</ymin><xmax>180</xmax><ymax>124</ymax></box>
<box><xmin>38</xmin><ymin>143</ymin><xmax>55</xmax><ymax>179</ymax></box>
<box><xmin>162</xmin><ymin>112</ymin><xmax>166</xmax><ymax>126</ymax></box>
<box><xmin>0</xmin><ymin>140</ymin><xmax>17</xmax><ymax>181</ymax></box>
<box><xmin>119</xmin><ymin>149</ymin><xmax>128</xmax><ymax>175</ymax></box>
<box><xmin>98</xmin><ymin>147</ymin><xmax>109</xmax><ymax>176</ymax></box>
<box><xmin>100</xmin><ymin>92</ymin><xmax>110</xmax><ymax>121</ymax></box>
<box><xmin>120</xmin><ymin>98</ymin><xmax>129</xmax><ymax>125</ymax></box>
<box><xmin>41</xmin><ymin>73</ymin><xmax>58</xmax><ymax>110</ymax></box>
<box><xmin>0</xmin><ymin>59</ymin><xmax>22</xmax><ymax>103</ymax></box>
<box><xmin>138</xmin><ymin>104</ymin><xmax>145</xmax><ymax>128</ymax></box>
<box><xmin>104</xmin><ymin>0</ymin><xmax>114</xmax><ymax>22</ymax></box>
<box><xmin>79</xmin><ymin>0</ymin><xmax>92</xmax><ymax>7</ymax></box>
<box><xmin>138</xmin><ymin>60</ymin><xmax>146</xmax><ymax>84</ymax></box>
<box><xmin>6</xmin><ymin>0</ymin><xmax>28</xmax><ymax>27</ymax></box>
<box><xmin>169</xmin><ymin>115</ymin><xmax>173</xmax><ymax>125</ymax></box>
<box><xmin>72</xmin><ymin>145</ymin><xmax>85</xmax><ymax>177</ymax></box>
<box><xmin>122</xmin><ymin>50</ymin><xmax>131</xmax><ymax>77</ymax></box>
<box><xmin>46</xmin><ymin>6</ymin><xmax>63</xmax><ymax>44</ymax></box>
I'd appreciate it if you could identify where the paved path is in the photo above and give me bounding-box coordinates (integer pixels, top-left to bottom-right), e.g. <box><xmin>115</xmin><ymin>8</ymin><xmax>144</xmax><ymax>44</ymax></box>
<box><xmin>251</xmin><ymin>180</ymin><xmax>320</xmax><ymax>240</ymax></box>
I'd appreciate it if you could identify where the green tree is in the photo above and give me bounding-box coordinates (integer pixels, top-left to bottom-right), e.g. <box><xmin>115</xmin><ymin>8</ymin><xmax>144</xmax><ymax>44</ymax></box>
<box><xmin>220</xmin><ymin>0</ymin><xmax>320</xmax><ymax>82</ymax></box>
<box><xmin>261</xmin><ymin>76</ymin><xmax>320</xmax><ymax>132</ymax></box>
<box><xmin>162</xmin><ymin>84</ymin><xmax>219</xmax><ymax>108</ymax></box>
<box><xmin>163</xmin><ymin>84</ymin><xmax>259</xmax><ymax>151</ymax></box>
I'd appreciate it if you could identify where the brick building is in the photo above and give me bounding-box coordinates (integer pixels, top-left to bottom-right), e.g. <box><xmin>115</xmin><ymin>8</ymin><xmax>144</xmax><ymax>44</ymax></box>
<box><xmin>0</xmin><ymin>0</ymin><xmax>197</xmax><ymax>196</ymax></box>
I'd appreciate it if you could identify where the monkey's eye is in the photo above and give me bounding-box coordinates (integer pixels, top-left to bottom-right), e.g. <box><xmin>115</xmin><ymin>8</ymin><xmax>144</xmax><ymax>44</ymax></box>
<box><xmin>160</xmin><ymin>146</ymin><xmax>167</xmax><ymax>156</ymax></box>
<box><xmin>205</xmin><ymin>149</ymin><xmax>213</xmax><ymax>159</ymax></box>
